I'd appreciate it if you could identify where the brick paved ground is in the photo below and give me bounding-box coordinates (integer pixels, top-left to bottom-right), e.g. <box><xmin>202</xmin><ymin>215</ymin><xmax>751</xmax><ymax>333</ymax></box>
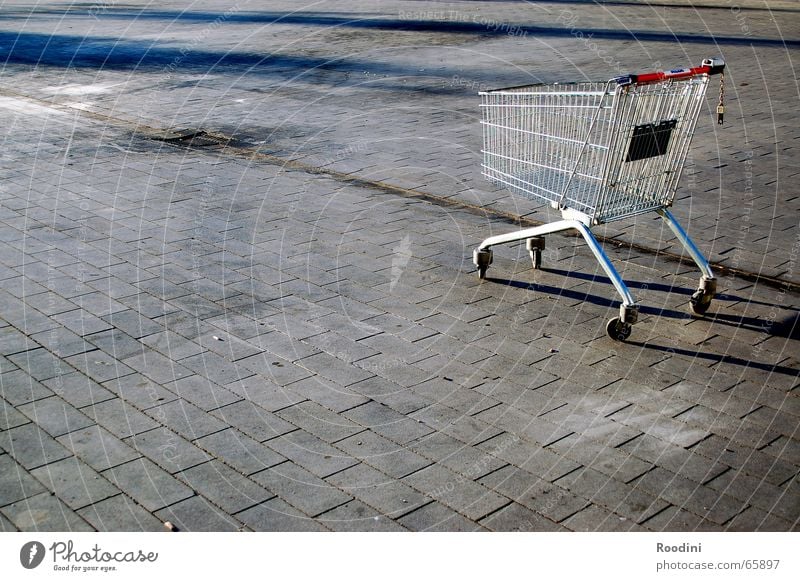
<box><xmin>0</xmin><ymin>1</ymin><xmax>798</xmax><ymax>532</ymax></box>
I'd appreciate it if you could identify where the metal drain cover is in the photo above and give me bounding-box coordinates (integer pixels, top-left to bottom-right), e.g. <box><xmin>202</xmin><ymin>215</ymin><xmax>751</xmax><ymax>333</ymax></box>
<box><xmin>146</xmin><ymin>128</ymin><xmax>228</xmax><ymax>147</ymax></box>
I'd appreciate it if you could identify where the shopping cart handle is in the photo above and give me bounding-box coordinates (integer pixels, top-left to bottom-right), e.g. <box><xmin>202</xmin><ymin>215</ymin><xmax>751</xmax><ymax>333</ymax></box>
<box><xmin>614</xmin><ymin>58</ymin><xmax>725</xmax><ymax>86</ymax></box>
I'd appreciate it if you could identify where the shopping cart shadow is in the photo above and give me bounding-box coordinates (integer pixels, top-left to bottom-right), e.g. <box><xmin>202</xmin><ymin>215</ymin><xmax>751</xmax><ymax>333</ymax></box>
<box><xmin>545</xmin><ymin>267</ymin><xmax>798</xmax><ymax>310</ymax></box>
<box><xmin>486</xmin><ymin>271</ymin><xmax>800</xmax><ymax>339</ymax></box>
<box><xmin>622</xmin><ymin>337</ymin><xmax>800</xmax><ymax>378</ymax></box>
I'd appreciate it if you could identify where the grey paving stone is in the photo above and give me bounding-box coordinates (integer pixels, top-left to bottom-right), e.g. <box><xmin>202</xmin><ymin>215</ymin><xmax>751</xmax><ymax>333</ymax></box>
<box><xmin>740</xmin><ymin>405</ymin><xmax>799</xmax><ymax>439</ymax></box>
<box><xmin>689</xmin><ymin>434</ymin><xmax>797</xmax><ymax>487</ymax></box>
<box><xmin>65</xmin><ymin>351</ymin><xmax>135</xmax><ymax>384</ymax></box>
<box><xmin>563</xmin><ymin>504</ymin><xmax>648</xmax><ymax>532</ymax></box>
<box><xmin>135</xmin><ymin>277</ymin><xmax>191</xmax><ymax>301</ymax></box>
<box><xmin>140</xmin><ymin>330</ymin><xmax>205</xmax><ymax>361</ymax></box>
<box><xmin>30</xmin><ymin>326</ymin><xmax>95</xmax><ymax>358</ymax></box>
<box><xmin>122</xmin><ymin>349</ymin><xmax>194</xmax><ymax>384</ymax></box>
<box><xmin>212</xmin><ymin>400</ymin><xmax>297</xmax><ymax>443</ymax></box>
<box><xmin>0</xmin><ymin>512</ymin><xmax>18</xmax><ymax>531</ymax></box>
<box><xmin>481</xmin><ymin>501</ymin><xmax>568</xmax><ymax>532</ymax></box>
<box><xmin>30</xmin><ymin>456</ymin><xmax>121</xmax><ymax>510</ymax></box>
<box><xmin>0</xmin><ymin>326</ymin><xmax>36</xmax><ymax>356</ymax></box>
<box><xmin>52</xmin><ymin>308</ymin><xmax>112</xmax><ymax>337</ymax></box>
<box><xmin>84</xmin><ymin>328</ymin><xmax>145</xmax><ymax>360</ymax></box>
<box><xmin>724</xmin><ymin>505</ymin><xmax>796</xmax><ymax>532</ymax></box>
<box><xmin>620</xmin><ymin>434</ymin><xmax>730</xmax><ymax>485</ymax></box>
<box><xmin>0</xmin><ymin>453</ymin><xmax>46</xmax><ymax>507</ymax></box>
<box><xmin>642</xmin><ymin>505</ymin><xmax>723</xmax><ymax>532</ymax></box>
<box><xmin>675</xmin><ymin>404</ymin><xmax>781</xmax><ymax>450</ymax></box>
<box><xmin>306</xmin><ymin>331</ymin><xmax>379</xmax><ymax>364</ymax></box>
<box><xmin>402</xmin><ymin>462</ymin><xmax>509</xmax><ymax>521</ymax></box>
<box><xmin>77</xmin><ymin>493</ymin><xmax>166</xmax><ymax>532</ymax></box>
<box><xmin>177</xmin><ymin>460</ymin><xmax>273</xmax><ymax>514</ymax></box>
<box><xmin>102</xmin><ymin>373</ymin><xmax>179</xmax><ymax>410</ymax></box>
<box><xmin>155</xmin><ymin>495</ymin><xmax>242</xmax><ymax>532</ymax></box>
<box><xmin>101</xmin><ymin>308</ymin><xmax>164</xmax><ymax>338</ymax></box>
<box><xmin>0</xmin><ymin>398</ymin><xmax>30</xmax><ymax>431</ymax></box>
<box><xmin>8</xmin><ymin>348</ymin><xmax>65</xmax><ymax>382</ymax></box>
<box><xmin>235</xmin><ymin>497</ymin><xmax>329</xmax><ymax>531</ymax></box>
<box><xmin>412</xmin><ymin>403</ymin><xmax>503</xmax><ymax>446</ymax></box>
<box><xmin>0</xmin><ymin>423</ymin><xmax>72</xmax><ymax>470</ymax></box>
<box><xmin>475</xmin><ymin>432</ymin><xmax>581</xmax><ymax>482</ymax></box>
<box><xmin>2</xmin><ymin>492</ymin><xmax>94</xmax><ymax>532</ymax></box>
<box><xmin>0</xmin><ymin>369</ymin><xmax>53</xmax><ymax>405</ymax></box>
<box><xmin>326</xmin><ymin>463</ymin><xmax>430</xmax><ymax>518</ymax></box>
<box><xmin>760</xmin><ymin>435</ymin><xmax>800</xmax><ymax>466</ymax></box>
<box><xmin>398</xmin><ymin>501</ymin><xmax>484</xmax><ymax>532</ymax></box>
<box><xmin>171</xmin><ymin>374</ymin><xmax>242</xmax><ymax>411</ymax></box>
<box><xmin>547</xmin><ymin>433</ymin><xmax>653</xmax><ymax>484</ymax></box>
<box><xmin>336</xmin><ymin>430</ymin><xmax>432</xmax><ymax>479</ymax></box>
<box><xmin>556</xmin><ymin>466</ymin><xmax>669</xmax><ymax>524</ymax></box>
<box><xmin>56</xmin><ymin>425</ymin><xmax>140</xmax><ymax>472</ymax></box>
<box><xmin>144</xmin><ymin>399</ymin><xmax>227</xmax><ymax>441</ymax></box>
<box><xmin>344</xmin><ymin>400</ymin><xmax>435</xmax><ymax>445</ymax></box>
<box><xmin>206</xmin><ymin>314</ymin><xmax>268</xmax><ymax>342</ymax></box>
<box><xmin>103</xmin><ymin>457</ymin><xmax>194</xmax><ymax>512</ymax></box>
<box><xmin>541</xmin><ymin>408</ymin><xmax>643</xmax><ymax>449</ymax></box>
<box><xmin>411</xmin><ymin>431</ymin><xmax>506</xmax><ymax>479</ymax></box>
<box><xmin>83</xmin><ymin>397</ymin><xmax>160</xmax><ymax>439</ymax></box>
<box><xmin>474</xmin><ymin>402</ymin><xmax>566</xmax><ymax>448</ymax></box>
<box><xmin>275</xmin><ymin>401</ymin><xmax>366</xmax><ymax>444</ymax></box>
<box><xmin>250</xmin><ymin>461</ymin><xmax>353</xmax><ymax>517</ymax></box>
<box><xmin>608</xmin><ymin>404</ymin><xmax>710</xmax><ymax>449</ymax></box>
<box><xmin>266</xmin><ymin>430</ymin><xmax>359</xmax><ymax>479</ymax></box>
<box><xmin>317</xmin><ymin>500</ymin><xmax>406</xmax><ymax>531</ymax></box>
<box><xmin>705</xmin><ymin>468</ymin><xmax>800</xmax><ymax>523</ymax></box>
<box><xmin>224</xmin><ymin>374</ymin><xmax>304</xmax><ymax>412</ymax></box>
<box><xmin>126</xmin><ymin>427</ymin><xmax>211</xmax><ymax>474</ymax></box>
<box><xmin>360</xmin><ymin>334</ymin><xmax>432</xmax><ymax>366</ymax></box>
<box><xmin>236</xmin><ymin>353</ymin><xmax>314</xmax><ymax>387</ymax></box>
<box><xmin>1</xmin><ymin>306</ymin><xmax>60</xmax><ymax>336</ymax></box>
<box><xmin>352</xmin><ymin>378</ymin><xmax>434</xmax><ymax>415</ymax></box>
<box><xmin>253</xmin><ymin>329</ymin><xmax>323</xmax><ymax>361</ymax></box>
<box><xmin>17</xmin><ymin>396</ymin><xmax>95</xmax><ymax>437</ymax></box>
<box><xmin>286</xmin><ymin>375</ymin><xmax>370</xmax><ymax>412</ymax></box>
<box><xmin>296</xmin><ymin>351</ymin><xmax>375</xmax><ymax>387</ymax></box>
<box><xmin>42</xmin><ymin>371</ymin><xmax>116</xmax><ymax>409</ymax></box>
<box><xmin>479</xmin><ymin>465</ymin><xmax>590</xmax><ymax>523</ymax></box>
<box><xmin>196</xmin><ymin>330</ymin><xmax>263</xmax><ymax>362</ymax></box>
<box><xmin>196</xmin><ymin>428</ymin><xmax>286</xmax><ymax>476</ymax></box>
<box><xmin>180</xmin><ymin>352</ymin><xmax>255</xmax><ymax>386</ymax></box>
<box><xmin>261</xmin><ymin>311</ymin><xmax>330</xmax><ymax>340</ymax></box>
<box><xmin>631</xmin><ymin>467</ymin><xmax>747</xmax><ymax>525</ymax></box>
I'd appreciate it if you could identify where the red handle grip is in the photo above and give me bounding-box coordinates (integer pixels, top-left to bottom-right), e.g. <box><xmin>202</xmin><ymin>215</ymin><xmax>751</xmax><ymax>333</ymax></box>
<box><xmin>615</xmin><ymin>58</ymin><xmax>725</xmax><ymax>86</ymax></box>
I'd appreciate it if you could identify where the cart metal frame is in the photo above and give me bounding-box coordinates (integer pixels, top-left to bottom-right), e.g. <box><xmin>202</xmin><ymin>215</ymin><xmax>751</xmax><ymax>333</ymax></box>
<box><xmin>472</xmin><ymin>58</ymin><xmax>724</xmax><ymax>340</ymax></box>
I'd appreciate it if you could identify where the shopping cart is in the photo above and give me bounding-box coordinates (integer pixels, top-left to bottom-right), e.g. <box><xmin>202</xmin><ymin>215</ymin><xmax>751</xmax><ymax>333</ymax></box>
<box><xmin>472</xmin><ymin>58</ymin><xmax>725</xmax><ymax>341</ymax></box>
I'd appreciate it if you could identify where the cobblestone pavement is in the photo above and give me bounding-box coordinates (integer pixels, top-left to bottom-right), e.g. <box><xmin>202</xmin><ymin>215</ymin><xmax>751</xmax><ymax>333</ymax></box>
<box><xmin>0</xmin><ymin>1</ymin><xmax>798</xmax><ymax>532</ymax></box>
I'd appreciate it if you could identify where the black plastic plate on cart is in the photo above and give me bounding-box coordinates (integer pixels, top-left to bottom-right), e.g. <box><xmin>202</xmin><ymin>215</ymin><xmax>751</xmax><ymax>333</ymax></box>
<box><xmin>625</xmin><ymin>119</ymin><xmax>678</xmax><ymax>162</ymax></box>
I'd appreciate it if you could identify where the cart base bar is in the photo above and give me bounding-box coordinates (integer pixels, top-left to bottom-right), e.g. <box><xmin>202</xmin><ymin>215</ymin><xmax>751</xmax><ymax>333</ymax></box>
<box><xmin>472</xmin><ymin>208</ymin><xmax>716</xmax><ymax>340</ymax></box>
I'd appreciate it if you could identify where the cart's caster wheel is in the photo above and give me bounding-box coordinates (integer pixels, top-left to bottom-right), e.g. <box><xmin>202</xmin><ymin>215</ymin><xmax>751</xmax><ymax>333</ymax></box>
<box><xmin>606</xmin><ymin>317</ymin><xmax>632</xmax><ymax>341</ymax></box>
<box><xmin>473</xmin><ymin>248</ymin><xmax>493</xmax><ymax>281</ymax></box>
<box><xmin>526</xmin><ymin>237</ymin><xmax>545</xmax><ymax>270</ymax></box>
<box><xmin>689</xmin><ymin>289</ymin><xmax>713</xmax><ymax>316</ymax></box>
<box><xmin>530</xmin><ymin>249</ymin><xmax>542</xmax><ymax>270</ymax></box>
